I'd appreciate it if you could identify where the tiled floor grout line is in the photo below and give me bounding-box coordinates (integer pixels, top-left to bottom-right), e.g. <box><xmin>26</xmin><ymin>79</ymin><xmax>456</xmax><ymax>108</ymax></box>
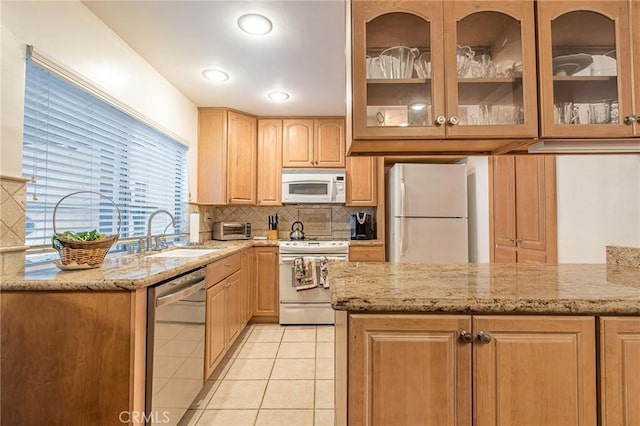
<box><xmin>253</xmin><ymin>327</ymin><xmax>283</xmax><ymax>426</ymax></box>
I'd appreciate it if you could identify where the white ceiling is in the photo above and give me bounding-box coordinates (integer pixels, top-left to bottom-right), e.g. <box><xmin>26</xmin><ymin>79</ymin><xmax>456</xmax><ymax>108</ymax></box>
<box><xmin>83</xmin><ymin>0</ymin><xmax>347</xmax><ymax>117</ymax></box>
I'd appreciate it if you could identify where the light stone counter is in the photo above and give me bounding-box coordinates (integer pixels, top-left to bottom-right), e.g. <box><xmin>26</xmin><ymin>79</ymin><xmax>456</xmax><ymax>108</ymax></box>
<box><xmin>348</xmin><ymin>240</ymin><xmax>384</xmax><ymax>247</ymax></box>
<box><xmin>330</xmin><ymin>262</ymin><xmax>640</xmax><ymax>314</ymax></box>
<box><xmin>0</xmin><ymin>239</ymin><xmax>278</xmax><ymax>291</ymax></box>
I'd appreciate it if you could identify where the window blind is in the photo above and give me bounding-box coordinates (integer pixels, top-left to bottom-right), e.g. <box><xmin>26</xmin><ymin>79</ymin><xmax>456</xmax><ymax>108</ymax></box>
<box><xmin>22</xmin><ymin>58</ymin><xmax>188</xmax><ymax>248</ymax></box>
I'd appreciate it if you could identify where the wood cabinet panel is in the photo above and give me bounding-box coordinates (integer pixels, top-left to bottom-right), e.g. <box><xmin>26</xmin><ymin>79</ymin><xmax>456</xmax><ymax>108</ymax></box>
<box><xmin>253</xmin><ymin>247</ymin><xmax>279</xmax><ymax>318</ymax></box>
<box><xmin>198</xmin><ymin>108</ymin><xmax>257</xmax><ymax>205</ymax></box>
<box><xmin>283</xmin><ymin>119</ymin><xmax>314</xmax><ymax>167</ymax></box>
<box><xmin>491</xmin><ymin>155</ymin><xmax>556</xmax><ymax>263</ymax></box>
<box><xmin>315</xmin><ymin>119</ymin><xmax>345</xmax><ymax>167</ymax></box>
<box><xmin>225</xmin><ymin>270</ymin><xmax>242</xmax><ymax>345</ymax></box>
<box><xmin>1</xmin><ymin>291</ymin><xmax>136</xmax><ymax>426</ymax></box>
<box><xmin>349</xmin><ymin>314</ymin><xmax>472</xmax><ymax>426</ymax></box>
<box><xmin>633</xmin><ymin>0</ymin><xmax>640</xmax><ymax>137</ymax></box>
<box><xmin>205</xmin><ymin>282</ymin><xmax>226</xmax><ymax>379</ymax></box>
<box><xmin>349</xmin><ymin>246</ymin><xmax>385</xmax><ymax>262</ymax></box>
<box><xmin>242</xmin><ymin>248</ymin><xmax>255</xmax><ymax>323</ymax></box>
<box><xmin>257</xmin><ymin>119</ymin><xmax>283</xmax><ymax>205</ymax></box>
<box><xmin>474</xmin><ymin>315</ymin><xmax>596</xmax><ymax>426</ymax></box>
<box><xmin>227</xmin><ymin>111</ymin><xmax>257</xmax><ymax>204</ymax></box>
<box><xmin>599</xmin><ymin>316</ymin><xmax>640</xmax><ymax>426</ymax></box>
<box><xmin>346</xmin><ymin>156</ymin><xmax>377</xmax><ymax>206</ymax></box>
<box><xmin>206</xmin><ymin>253</ymin><xmax>241</xmax><ymax>286</ymax></box>
<box><xmin>515</xmin><ymin>155</ymin><xmax>546</xmax><ymax>251</ymax></box>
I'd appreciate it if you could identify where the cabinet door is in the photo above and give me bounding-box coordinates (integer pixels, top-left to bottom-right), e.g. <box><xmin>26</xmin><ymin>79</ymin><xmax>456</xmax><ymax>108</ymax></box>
<box><xmin>491</xmin><ymin>155</ymin><xmax>517</xmax><ymax>262</ymax></box>
<box><xmin>599</xmin><ymin>317</ymin><xmax>640</xmax><ymax>426</ymax></box>
<box><xmin>314</xmin><ymin>119</ymin><xmax>345</xmax><ymax>167</ymax></box>
<box><xmin>227</xmin><ymin>111</ymin><xmax>257</xmax><ymax>204</ymax></box>
<box><xmin>537</xmin><ymin>1</ymin><xmax>633</xmax><ymax>138</ymax></box>
<box><xmin>197</xmin><ymin>108</ymin><xmax>227</xmax><ymax>204</ymax></box>
<box><xmin>225</xmin><ymin>271</ymin><xmax>242</xmax><ymax>346</ymax></box>
<box><xmin>243</xmin><ymin>248</ymin><xmax>255</xmax><ymax>323</ymax></box>
<box><xmin>474</xmin><ymin>316</ymin><xmax>596</xmax><ymax>426</ymax></box>
<box><xmin>352</xmin><ymin>1</ymin><xmax>446</xmax><ymax>139</ymax></box>
<box><xmin>346</xmin><ymin>156</ymin><xmax>377</xmax><ymax>206</ymax></box>
<box><xmin>205</xmin><ymin>282</ymin><xmax>226</xmax><ymax>379</ymax></box>
<box><xmin>282</xmin><ymin>119</ymin><xmax>314</xmax><ymax>167</ymax></box>
<box><xmin>349</xmin><ymin>314</ymin><xmax>472</xmax><ymax>426</ymax></box>
<box><xmin>257</xmin><ymin>119</ymin><xmax>282</xmax><ymax>205</ymax></box>
<box><xmin>633</xmin><ymin>0</ymin><xmax>640</xmax><ymax>136</ymax></box>
<box><xmin>515</xmin><ymin>155</ymin><xmax>547</xmax><ymax>252</ymax></box>
<box><xmin>444</xmin><ymin>1</ymin><xmax>538</xmax><ymax>138</ymax></box>
<box><xmin>253</xmin><ymin>247</ymin><xmax>279</xmax><ymax>317</ymax></box>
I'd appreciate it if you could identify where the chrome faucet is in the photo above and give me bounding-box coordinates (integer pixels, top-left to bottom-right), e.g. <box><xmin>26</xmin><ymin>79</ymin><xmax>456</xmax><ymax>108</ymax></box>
<box><xmin>146</xmin><ymin>209</ymin><xmax>177</xmax><ymax>251</ymax></box>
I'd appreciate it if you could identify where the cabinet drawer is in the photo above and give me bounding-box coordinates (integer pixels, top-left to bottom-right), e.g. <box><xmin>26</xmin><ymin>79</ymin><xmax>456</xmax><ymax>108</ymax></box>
<box><xmin>206</xmin><ymin>253</ymin><xmax>241</xmax><ymax>287</ymax></box>
<box><xmin>349</xmin><ymin>246</ymin><xmax>385</xmax><ymax>262</ymax></box>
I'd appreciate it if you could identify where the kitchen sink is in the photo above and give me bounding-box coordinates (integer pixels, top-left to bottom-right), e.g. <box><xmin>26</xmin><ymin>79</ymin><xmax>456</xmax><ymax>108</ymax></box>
<box><xmin>146</xmin><ymin>248</ymin><xmax>224</xmax><ymax>258</ymax></box>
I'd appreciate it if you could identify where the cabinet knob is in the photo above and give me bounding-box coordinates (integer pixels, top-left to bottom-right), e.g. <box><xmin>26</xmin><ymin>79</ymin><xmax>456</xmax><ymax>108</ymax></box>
<box><xmin>477</xmin><ymin>331</ymin><xmax>492</xmax><ymax>344</ymax></box>
<box><xmin>515</xmin><ymin>238</ymin><xmax>523</xmax><ymax>243</ymax></box>
<box><xmin>459</xmin><ymin>331</ymin><xmax>473</xmax><ymax>344</ymax></box>
<box><xmin>435</xmin><ymin>115</ymin><xmax>446</xmax><ymax>126</ymax></box>
<box><xmin>624</xmin><ymin>115</ymin><xmax>638</xmax><ymax>125</ymax></box>
<box><xmin>448</xmin><ymin>116</ymin><xmax>459</xmax><ymax>125</ymax></box>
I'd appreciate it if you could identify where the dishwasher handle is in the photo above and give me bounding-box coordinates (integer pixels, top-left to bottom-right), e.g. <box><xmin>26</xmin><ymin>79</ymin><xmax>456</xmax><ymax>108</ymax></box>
<box><xmin>156</xmin><ymin>278</ymin><xmax>205</xmax><ymax>308</ymax></box>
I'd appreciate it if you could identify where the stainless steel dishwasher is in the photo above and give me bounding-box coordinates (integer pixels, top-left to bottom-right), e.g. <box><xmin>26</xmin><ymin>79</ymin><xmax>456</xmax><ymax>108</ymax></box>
<box><xmin>146</xmin><ymin>267</ymin><xmax>206</xmax><ymax>426</ymax></box>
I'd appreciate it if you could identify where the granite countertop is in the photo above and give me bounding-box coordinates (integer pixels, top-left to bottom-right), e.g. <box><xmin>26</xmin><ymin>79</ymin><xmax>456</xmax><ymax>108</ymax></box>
<box><xmin>0</xmin><ymin>239</ymin><xmax>278</xmax><ymax>291</ymax></box>
<box><xmin>330</xmin><ymin>262</ymin><xmax>640</xmax><ymax>315</ymax></box>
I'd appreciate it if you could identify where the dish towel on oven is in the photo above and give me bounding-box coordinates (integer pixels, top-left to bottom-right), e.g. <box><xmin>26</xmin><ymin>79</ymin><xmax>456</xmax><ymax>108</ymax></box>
<box><xmin>294</xmin><ymin>257</ymin><xmax>318</xmax><ymax>291</ymax></box>
<box><xmin>319</xmin><ymin>257</ymin><xmax>329</xmax><ymax>289</ymax></box>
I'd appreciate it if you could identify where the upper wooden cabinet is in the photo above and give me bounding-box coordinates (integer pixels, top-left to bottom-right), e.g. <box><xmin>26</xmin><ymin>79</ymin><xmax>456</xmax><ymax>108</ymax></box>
<box><xmin>537</xmin><ymin>1</ymin><xmax>639</xmax><ymax>138</ymax></box>
<box><xmin>350</xmin><ymin>1</ymin><xmax>538</xmax><ymax>145</ymax></box>
<box><xmin>198</xmin><ymin>108</ymin><xmax>257</xmax><ymax>205</ymax></box>
<box><xmin>257</xmin><ymin>119</ymin><xmax>283</xmax><ymax>206</ymax></box>
<box><xmin>283</xmin><ymin>118</ymin><xmax>345</xmax><ymax>168</ymax></box>
<box><xmin>346</xmin><ymin>156</ymin><xmax>378</xmax><ymax>206</ymax></box>
<box><xmin>490</xmin><ymin>155</ymin><xmax>557</xmax><ymax>264</ymax></box>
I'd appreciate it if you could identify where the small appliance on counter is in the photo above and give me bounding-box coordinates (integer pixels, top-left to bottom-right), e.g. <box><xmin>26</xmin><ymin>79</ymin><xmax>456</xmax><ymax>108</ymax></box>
<box><xmin>212</xmin><ymin>222</ymin><xmax>251</xmax><ymax>240</ymax></box>
<box><xmin>350</xmin><ymin>212</ymin><xmax>375</xmax><ymax>240</ymax></box>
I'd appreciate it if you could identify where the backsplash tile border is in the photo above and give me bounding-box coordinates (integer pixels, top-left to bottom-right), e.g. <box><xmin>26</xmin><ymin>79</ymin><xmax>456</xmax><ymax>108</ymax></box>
<box><xmin>0</xmin><ymin>175</ymin><xmax>28</xmax><ymax>275</ymax></box>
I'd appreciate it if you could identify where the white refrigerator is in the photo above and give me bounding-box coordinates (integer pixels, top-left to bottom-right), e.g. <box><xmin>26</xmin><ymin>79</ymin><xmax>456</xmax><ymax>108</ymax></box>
<box><xmin>386</xmin><ymin>163</ymin><xmax>469</xmax><ymax>263</ymax></box>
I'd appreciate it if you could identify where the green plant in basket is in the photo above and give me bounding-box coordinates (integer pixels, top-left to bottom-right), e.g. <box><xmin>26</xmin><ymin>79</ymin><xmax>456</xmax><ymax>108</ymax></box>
<box><xmin>51</xmin><ymin>230</ymin><xmax>107</xmax><ymax>250</ymax></box>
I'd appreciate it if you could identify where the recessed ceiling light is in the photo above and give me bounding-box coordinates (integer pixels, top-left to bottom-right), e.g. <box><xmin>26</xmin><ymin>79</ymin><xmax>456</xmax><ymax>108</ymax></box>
<box><xmin>238</xmin><ymin>14</ymin><xmax>273</xmax><ymax>35</ymax></box>
<box><xmin>267</xmin><ymin>91</ymin><xmax>290</xmax><ymax>101</ymax></box>
<box><xmin>202</xmin><ymin>69</ymin><xmax>230</xmax><ymax>82</ymax></box>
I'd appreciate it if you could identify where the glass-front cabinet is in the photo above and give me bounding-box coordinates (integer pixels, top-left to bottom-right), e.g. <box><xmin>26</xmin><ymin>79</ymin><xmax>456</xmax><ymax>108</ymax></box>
<box><xmin>537</xmin><ymin>1</ymin><xmax>635</xmax><ymax>138</ymax></box>
<box><xmin>351</xmin><ymin>1</ymin><xmax>538</xmax><ymax>141</ymax></box>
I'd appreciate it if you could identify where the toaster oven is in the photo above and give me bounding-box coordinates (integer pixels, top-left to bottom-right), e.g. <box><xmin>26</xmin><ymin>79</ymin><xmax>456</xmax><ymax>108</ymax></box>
<box><xmin>212</xmin><ymin>222</ymin><xmax>251</xmax><ymax>240</ymax></box>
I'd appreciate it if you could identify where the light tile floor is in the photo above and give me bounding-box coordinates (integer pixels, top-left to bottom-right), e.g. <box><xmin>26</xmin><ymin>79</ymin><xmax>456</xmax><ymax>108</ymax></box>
<box><xmin>179</xmin><ymin>324</ymin><xmax>335</xmax><ymax>426</ymax></box>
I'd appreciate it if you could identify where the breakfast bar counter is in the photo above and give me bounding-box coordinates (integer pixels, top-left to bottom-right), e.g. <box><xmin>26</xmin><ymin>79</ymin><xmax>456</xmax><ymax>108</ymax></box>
<box><xmin>329</xmin><ymin>262</ymin><xmax>640</xmax><ymax>314</ymax></box>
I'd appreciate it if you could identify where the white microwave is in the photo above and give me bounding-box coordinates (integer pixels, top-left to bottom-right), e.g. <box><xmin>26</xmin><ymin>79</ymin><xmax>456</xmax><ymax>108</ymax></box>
<box><xmin>282</xmin><ymin>169</ymin><xmax>346</xmax><ymax>204</ymax></box>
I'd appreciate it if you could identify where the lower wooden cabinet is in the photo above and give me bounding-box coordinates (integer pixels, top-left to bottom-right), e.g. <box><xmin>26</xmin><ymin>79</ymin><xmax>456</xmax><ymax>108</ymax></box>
<box><xmin>241</xmin><ymin>248</ymin><xmax>255</xmax><ymax>324</ymax></box>
<box><xmin>599</xmin><ymin>317</ymin><xmax>640</xmax><ymax>426</ymax></box>
<box><xmin>349</xmin><ymin>245</ymin><xmax>385</xmax><ymax>262</ymax></box>
<box><xmin>253</xmin><ymin>246</ymin><xmax>279</xmax><ymax>319</ymax></box>
<box><xmin>348</xmin><ymin>314</ymin><xmax>596</xmax><ymax>426</ymax></box>
<box><xmin>204</xmin><ymin>254</ymin><xmax>242</xmax><ymax>379</ymax></box>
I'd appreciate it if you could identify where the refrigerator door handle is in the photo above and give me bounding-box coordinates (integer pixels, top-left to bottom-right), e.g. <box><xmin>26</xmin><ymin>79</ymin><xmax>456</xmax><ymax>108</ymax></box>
<box><xmin>400</xmin><ymin>179</ymin><xmax>406</xmax><ymax>217</ymax></box>
<box><xmin>400</xmin><ymin>216</ymin><xmax>407</xmax><ymax>256</ymax></box>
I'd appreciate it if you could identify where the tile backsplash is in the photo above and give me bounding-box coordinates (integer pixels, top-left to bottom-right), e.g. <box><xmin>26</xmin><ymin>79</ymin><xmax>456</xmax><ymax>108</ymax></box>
<box><xmin>0</xmin><ymin>175</ymin><xmax>28</xmax><ymax>275</ymax></box>
<box><xmin>191</xmin><ymin>204</ymin><xmax>376</xmax><ymax>241</ymax></box>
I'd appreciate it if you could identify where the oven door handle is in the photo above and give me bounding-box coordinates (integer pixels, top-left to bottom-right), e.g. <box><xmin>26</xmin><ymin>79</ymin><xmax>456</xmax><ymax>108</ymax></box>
<box><xmin>156</xmin><ymin>279</ymin><xmax>205</xmax><ymax>308</ymax></box>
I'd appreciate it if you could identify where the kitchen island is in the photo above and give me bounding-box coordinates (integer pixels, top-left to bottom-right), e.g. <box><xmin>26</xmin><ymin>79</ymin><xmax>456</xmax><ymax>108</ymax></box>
<box><xmin>330</xmin><ymin>262</ymin><xmax>640</xmax><ymax>426</ymax></box>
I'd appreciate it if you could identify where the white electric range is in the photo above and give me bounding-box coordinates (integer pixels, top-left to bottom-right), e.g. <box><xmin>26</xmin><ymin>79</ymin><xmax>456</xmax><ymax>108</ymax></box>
<box><xmin>278</xmin><ymin>240</ymin><xmax>349</xmax><ymax>325</ymax></box>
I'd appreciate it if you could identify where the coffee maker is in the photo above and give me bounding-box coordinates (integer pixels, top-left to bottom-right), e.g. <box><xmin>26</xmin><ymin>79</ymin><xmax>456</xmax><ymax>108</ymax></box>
<box><xmin>350</xmin><ymin>212</ymin><xmax>375</xmax><ymax>240</ymax></box>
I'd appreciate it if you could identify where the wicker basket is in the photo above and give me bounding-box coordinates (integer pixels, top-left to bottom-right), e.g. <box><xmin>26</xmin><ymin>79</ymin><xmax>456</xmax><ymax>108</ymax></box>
<box><xmin>52</xmin><ymin>191</ymin><xmax>121</xmax><ymax>268</ymax></box>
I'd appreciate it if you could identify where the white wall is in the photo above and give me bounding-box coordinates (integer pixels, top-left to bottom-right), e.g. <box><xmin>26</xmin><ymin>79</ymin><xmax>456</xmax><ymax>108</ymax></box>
<box><xmin>465</xmin><ymin>156</ymin><xmax>490</xmax><ymax>262</ymax></box>
<box><xmin>0</xmin><ymin>1</ymin><xmax>198</xmax><ymax>196</ymax></box>
<box><xmin>556</xmin><ymin>155</ymin><xmax>640</xmax><ymax>263</ymax></box>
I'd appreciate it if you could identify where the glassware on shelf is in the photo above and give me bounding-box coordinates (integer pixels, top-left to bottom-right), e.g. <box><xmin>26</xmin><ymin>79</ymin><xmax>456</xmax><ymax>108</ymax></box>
<box><xmin>379</xmin><ymin>46</ymin><xmax>420</xmax><ymax>79</ymax></box>
<box><xmin>456</xmin><ymin>45</ymin><xmax>475</xmax><ymax>78</ymax></box>
<box><xmin>366</xmin><ymin>55</ymin><xmax>384</xmax><ymax>79</ymax></box>
<box><xmin>414</xmin><ymin>52</ymin><xmax>431</xmax><ymax>79</ymax></box>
